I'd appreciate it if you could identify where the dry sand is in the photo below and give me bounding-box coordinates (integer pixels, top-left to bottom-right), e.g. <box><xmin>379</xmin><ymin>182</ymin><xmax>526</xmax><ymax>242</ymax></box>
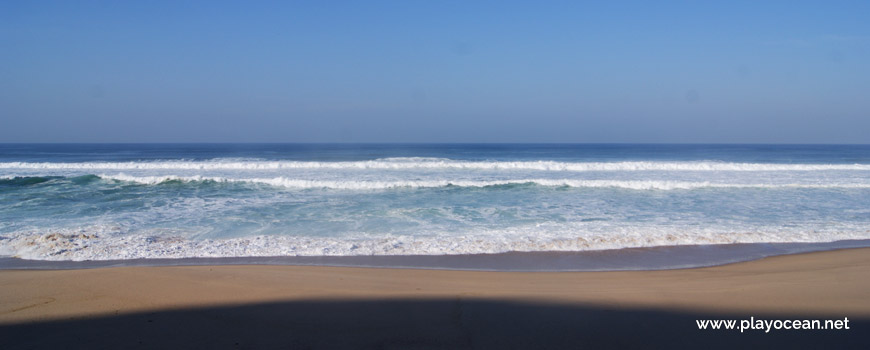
<box><xmin>2</xmin><ymin>248</ymin><xmax>869</xmax><ymax>349</ymax></box>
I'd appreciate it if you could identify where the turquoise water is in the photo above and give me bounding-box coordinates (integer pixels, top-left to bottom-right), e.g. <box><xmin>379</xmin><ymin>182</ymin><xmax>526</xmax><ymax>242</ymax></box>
<box><xmin>1</xmin><ymin>144</ymin><xmax>869</xmax><ymax>261</ymax></box>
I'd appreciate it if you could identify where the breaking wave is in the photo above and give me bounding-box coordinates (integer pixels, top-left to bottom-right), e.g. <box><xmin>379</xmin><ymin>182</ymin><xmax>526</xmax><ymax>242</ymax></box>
<box><xmin>95</xmin><ymin>174</ymin><xmax>870</xmax><ymax>190</ymax></box>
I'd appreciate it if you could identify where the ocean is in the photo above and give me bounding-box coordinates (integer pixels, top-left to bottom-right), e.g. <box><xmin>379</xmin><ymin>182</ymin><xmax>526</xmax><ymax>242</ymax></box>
<box><xmin>1</xmin><ymin>144</ymin><xmax>870</xmax><ymax>269</ymax></box>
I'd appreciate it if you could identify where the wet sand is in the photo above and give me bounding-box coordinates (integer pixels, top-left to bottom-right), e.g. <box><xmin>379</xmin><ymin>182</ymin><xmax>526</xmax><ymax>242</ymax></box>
<box><xmin>2</xmin><ymin>248</ymin><xmax>869</xmax><ymax>349</ymax></box>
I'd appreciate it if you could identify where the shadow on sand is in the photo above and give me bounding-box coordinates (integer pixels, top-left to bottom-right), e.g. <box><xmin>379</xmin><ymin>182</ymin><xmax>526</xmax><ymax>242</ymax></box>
<box><xmin>1</xmin><ymin>299</ymin><xmax>866</xmax><ymax>349</ymax></box>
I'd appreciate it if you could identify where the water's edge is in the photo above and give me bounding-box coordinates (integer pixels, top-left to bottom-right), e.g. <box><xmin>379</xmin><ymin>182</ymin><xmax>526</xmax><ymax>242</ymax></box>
<box><xmin>2</xmin><ymin>239</ymin><xmax>868</xmax><ymax>272</ymax></box>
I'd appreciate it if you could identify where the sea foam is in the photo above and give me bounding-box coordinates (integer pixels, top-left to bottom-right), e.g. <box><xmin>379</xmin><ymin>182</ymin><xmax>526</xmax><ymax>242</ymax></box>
<box><xmin>4</xmin><ymin>223</ymin><xmax>870</xmax><ymax>261</ymax></box>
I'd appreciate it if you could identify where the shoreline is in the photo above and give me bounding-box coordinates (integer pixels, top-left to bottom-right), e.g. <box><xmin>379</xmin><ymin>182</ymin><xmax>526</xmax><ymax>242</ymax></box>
<box><xmin>3</xmin><ymin>238</ymin><xmax>870</xmax><ymax>271</ymax></box>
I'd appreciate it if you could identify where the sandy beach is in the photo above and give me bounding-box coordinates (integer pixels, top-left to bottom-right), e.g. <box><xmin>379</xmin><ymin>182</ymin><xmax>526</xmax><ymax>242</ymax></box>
<box><xmin>1</xmin><ymin>248</ymin><xmax>869</xmax><ymax>348</ymax></box>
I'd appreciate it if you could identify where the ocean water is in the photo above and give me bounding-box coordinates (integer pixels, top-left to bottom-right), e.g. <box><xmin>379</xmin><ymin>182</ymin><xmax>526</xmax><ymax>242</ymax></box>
<box><xmin>1</xmin><ymin>144</ymin><xmax>870</xmax><ymax>264</ymax></box>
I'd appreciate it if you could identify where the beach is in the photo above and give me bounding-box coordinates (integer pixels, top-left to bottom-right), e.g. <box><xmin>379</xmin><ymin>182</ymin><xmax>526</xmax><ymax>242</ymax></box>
<box><xmin>2</xmin><ymin>248</ymin><xmax>868</xmax><ymax>348</ymax></box>
<box><xmin>6</xmin><ymin>0</ymin><xmax>870</xmax><ymax>347</ymax></box>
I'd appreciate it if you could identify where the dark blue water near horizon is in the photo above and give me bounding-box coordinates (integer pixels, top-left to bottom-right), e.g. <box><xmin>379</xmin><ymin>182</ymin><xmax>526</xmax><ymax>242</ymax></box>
<box><xmin>2</xmin><ymin>143</ymin><xmax>870</xmax><ymax>163</ymax></box>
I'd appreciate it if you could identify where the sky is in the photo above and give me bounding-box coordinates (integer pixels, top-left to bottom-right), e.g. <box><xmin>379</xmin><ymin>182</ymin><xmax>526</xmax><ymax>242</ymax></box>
<box><xmin>1</xmin><ymin>1</ymin><xmax>869</xmax><ymax>143</ymax></box>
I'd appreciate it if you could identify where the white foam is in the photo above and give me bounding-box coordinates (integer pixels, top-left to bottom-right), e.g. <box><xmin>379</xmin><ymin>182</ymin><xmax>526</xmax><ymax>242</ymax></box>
<box><xmin>3</xmin><ymin>223</ymin><xmax>870</xmax><ymax>261</ymax></box>
<box><xmin>3</xmin><ymin>159</ymin><xmax>870</xmax><ymax>172</ymax></box>
<box><xmin>95</xmin><ymin>174</ymin><xmax>870</xmax><ymax>190</ymax></box>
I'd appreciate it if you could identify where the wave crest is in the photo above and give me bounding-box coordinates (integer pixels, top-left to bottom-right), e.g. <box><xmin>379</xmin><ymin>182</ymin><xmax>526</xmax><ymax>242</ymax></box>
<box><xmin>96</xmin><ymin>174</ymin><xmax>870</xmax><ymax>190</ymax></box>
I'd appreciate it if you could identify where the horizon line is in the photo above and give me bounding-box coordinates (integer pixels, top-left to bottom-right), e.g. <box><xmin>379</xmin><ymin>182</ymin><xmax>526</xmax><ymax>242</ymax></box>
<box><xmin>2</xmin><ymin>142</ymin><xmax>870</xmax><ymax>146</ymax></box>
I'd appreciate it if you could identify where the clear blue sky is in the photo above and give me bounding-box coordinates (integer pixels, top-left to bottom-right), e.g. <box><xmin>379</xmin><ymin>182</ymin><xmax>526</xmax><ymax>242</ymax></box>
<box><xmin>2</xmin><ymin>1</ymin><xmax>868</xmax><ymax>143</ymax></box>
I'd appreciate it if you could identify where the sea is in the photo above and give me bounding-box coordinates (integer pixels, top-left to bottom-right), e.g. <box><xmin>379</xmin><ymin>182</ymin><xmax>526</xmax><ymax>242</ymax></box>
<box><xmin>1</xmin><ymin>143</ymin><xmax>869</xmax><ymax>270</ymax></box>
